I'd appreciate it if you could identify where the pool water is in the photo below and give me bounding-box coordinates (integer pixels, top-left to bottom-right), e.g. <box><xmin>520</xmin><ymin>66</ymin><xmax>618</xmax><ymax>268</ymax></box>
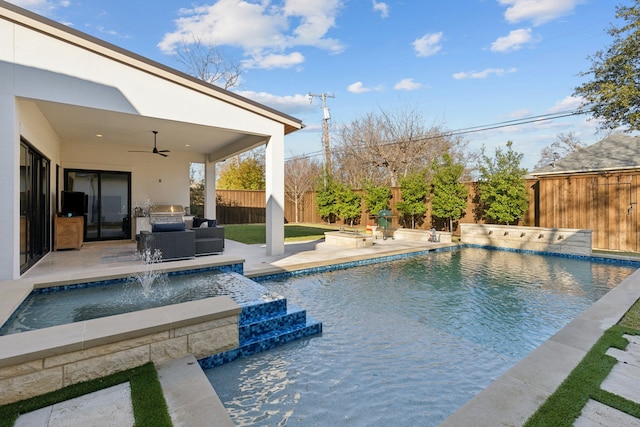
<box><xmin>0</xmin><ymin>271</ymin><xmax>273</xmax><ymax>335</ymax></box>
<box><xmin>205</xmin><ymin>248</ymin><xmax>637</xmax><ymax>426</ymax></box>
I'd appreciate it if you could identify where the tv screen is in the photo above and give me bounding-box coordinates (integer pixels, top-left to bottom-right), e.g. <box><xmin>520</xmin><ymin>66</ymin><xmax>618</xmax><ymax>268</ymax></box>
<box><xmin>61</xmin><ymin>191</ymin><xmax>86</xmax><ymax>216</ymax></box>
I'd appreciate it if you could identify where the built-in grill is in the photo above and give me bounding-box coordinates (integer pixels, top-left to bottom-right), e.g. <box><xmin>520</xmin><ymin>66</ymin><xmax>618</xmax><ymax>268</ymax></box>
<box><xmin>149</xmin><ymin>205</ymin><xmax>185</xmax><ymax>224</ymax></box>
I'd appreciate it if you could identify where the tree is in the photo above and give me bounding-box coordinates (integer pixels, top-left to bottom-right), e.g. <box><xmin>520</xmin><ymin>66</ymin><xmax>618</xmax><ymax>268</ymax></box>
<box><xmin>396</xmin><ymin>170</ymin><xmax>429</xmax><ymax>229</ymax></box>
<box><xmin>431</xmin><ymin>152</ymin><xmax>469</xmax><ymax>232</ymax></box>
<box><xmin>285</xmin><ymin>155</ymin><xmax>322</xmax><ymax>223</ymax></box>
<box><xmin>315</xmin><ymin>177</ymin><xmax>362</xmax><ymax>226</ymax></box>
<box><xmin>574</xmin><ymin>1</ymin><xmax>640</xmax><ymax>131</ymax></box>
<box><xmin>315</xmin><ymin>177</ymin><xmax>340</xmax><ymax>224</ymax></box>
<box><xmin>477</xmin><ymin>141</ymin><xmax>528</xmax><ymax>225</ymax></box>
<box><xmin>189</xmin><ymin>164</ymin><xmax>205</xmax><ymax>217</ymax></box>
<box><xmin>333</xmin><ymin>107</ymin><xmax>468</xmax><ymax>188</ymax></box>
<box><xmin>336</xmin><ymin>185</ymin><xmax>362</xmax><ymax>226</ymax></box>
<box><xmin>534</xmin><ymin>132</ymin><xmax>586</xmax><ymax>169</ymax></box>
<box><xmin>174</xmin><ymin>35</ymin><xmax>242</xmax><ymax>89</ymax></box>
<box><xmin>217</xmin><ymin>156</ymin><xmax>265</xmax><ymax>190</ymax></box>
<box><xmin>363</xmin><ymin>180</ymin><xmax>392</xmax><ymax>218</ymax></box>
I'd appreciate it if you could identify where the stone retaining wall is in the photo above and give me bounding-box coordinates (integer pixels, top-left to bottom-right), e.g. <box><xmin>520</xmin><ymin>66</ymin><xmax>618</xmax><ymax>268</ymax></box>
<box><xmin>460</xmin><ymin>224</ymin><xmax>592</xmax><ymax>256</ymax></box>
<box><xmin>0</xmin><ymin>296</ymin><xmax>240</xmax><ymax>405</ymax></box>
<box><xmin>393</xmin><ymin>228</ymin><xmax>452</xmax><ymax>244</ymax></box>
<box><xmin>325</xmin><ymin>231</ymin><xmax>373</xmax><ymax>248</ymax></box>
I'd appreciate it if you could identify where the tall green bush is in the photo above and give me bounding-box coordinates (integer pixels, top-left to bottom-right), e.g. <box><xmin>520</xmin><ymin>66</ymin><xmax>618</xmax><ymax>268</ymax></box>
<box><xmin>315</xmin><ymin>178</ymin><xmax>362</xmax><ymax>225</ymax></box>
<box><xmin>315</xmin><ymin>177</ymin><xmax>340</xmax><ymax>223</ymax></box>
<box><xmin>396</xmin><ymin>170</ymin><xmax>429</xmax><ymax>229</ymax></box>
<box><xmin>431</xmin><ymin>153</ymin><xmax>468</xmax><ymax>232</ymax></box>
<box><xmin>477</xmin><ymin>141</ymin><xmax>528</xmax><ymax>224</ymax></box>
<box><xmin>337</xmin><ymin>185</ymin><xmax>362</xmax><ymax>226</ymax></box>
<box><xmin>363</xmin><ymin>181</ymin><xmax>391</xmax><ymax>217</ymax></box>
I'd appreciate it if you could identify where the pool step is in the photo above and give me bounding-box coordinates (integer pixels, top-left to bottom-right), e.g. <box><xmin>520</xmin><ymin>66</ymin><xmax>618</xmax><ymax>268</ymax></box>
<box><xmin>239</xmin><ymin>305</ymin><xmax>307</xmax><ymax>343</ymax></box>
<box><xmin>199</xmin><ymin>297</ymin><xmax>322</xmax><ymax>369</ymax></box>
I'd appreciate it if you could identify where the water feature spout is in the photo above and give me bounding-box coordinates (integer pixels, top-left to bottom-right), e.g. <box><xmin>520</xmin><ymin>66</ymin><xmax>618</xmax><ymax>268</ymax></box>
<box><xmin>134</xmin><ymin>248</ymin><xmax>164</xmax><ymax>297</ymax></box>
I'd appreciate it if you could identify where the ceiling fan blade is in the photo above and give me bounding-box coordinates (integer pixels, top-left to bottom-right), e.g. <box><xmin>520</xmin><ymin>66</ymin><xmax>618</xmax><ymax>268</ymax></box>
<box><xmin>129</xmin><ymin>131</ymin><xmax>169</xmax><ymax>156</ymax></box>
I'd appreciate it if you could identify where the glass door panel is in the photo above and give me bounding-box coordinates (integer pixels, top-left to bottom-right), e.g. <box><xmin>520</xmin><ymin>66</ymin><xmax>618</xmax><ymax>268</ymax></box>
<box><xmin>20</xmin><ymin>140</ymin><xmax>50</xmax><ymax>274</ymax></box>
<box><xmin>65</xmin><ymin>170</ymin><xmax>131</xmax><ymax>241</ymax></box>
<box><xmin>100</xmin><ymin>172</ymin><xmax>130</xmax><ymax>239</ymax></box>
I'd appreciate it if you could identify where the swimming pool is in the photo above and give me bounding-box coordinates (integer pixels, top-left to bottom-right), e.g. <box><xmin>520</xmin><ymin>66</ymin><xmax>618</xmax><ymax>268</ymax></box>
<box><xmin>205</xmin><ymin>247</ymin><xmax>637</xmax><ymax>426</ymax></box>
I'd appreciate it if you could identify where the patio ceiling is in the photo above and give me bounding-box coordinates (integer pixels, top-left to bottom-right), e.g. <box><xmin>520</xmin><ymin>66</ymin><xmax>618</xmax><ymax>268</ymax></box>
<box><xmin>32</xmin><ymin>99</ymin><xmax>269</xmax><ymax>162</ymax></box>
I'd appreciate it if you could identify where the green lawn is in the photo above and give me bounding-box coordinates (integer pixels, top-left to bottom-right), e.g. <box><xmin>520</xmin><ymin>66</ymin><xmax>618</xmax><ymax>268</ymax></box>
<box><xmin>525</xmin><ymin>298</ymin><xmax>640</xmax><ymax>426</ymax></box>
<box><xmin>223</xmin><ymin>223</ymin><xmax>341</xmax><ymax>244</ymax></box>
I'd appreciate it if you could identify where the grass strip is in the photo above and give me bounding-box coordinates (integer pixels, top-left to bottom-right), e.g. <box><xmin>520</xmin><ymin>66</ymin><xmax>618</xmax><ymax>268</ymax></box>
<box><xmin>524</xmin><ymin>325</ymin><xmax>640</xmax><ymax>426</ymax></box>
<box><xmin>224</xmin><ymin>223</ymin><xmax>339</xmax><ymax>244</ymax></box>
<box><xmin>0</xmin><ymin>362</ymin><xmax>171</xmax><ymax>427</ymax></box>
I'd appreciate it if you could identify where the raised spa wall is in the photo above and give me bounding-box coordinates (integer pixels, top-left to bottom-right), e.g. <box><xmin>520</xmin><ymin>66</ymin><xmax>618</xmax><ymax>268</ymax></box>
<box><xmin>460</xmin><ymin>224</ymin><xmax>592</xmax><ymax>256</ymax></box>
<box><xmin>0</xmin><ymin>296</ymin><xmax>240</xmax><ymax>405</ymax></box>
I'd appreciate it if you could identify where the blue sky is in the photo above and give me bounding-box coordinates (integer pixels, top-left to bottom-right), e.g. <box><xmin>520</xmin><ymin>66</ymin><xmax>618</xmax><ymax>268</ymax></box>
<box><xmin>6</xmin><ymin>0</ymin><xmax>629</xmax><ymax>170</ymax></box>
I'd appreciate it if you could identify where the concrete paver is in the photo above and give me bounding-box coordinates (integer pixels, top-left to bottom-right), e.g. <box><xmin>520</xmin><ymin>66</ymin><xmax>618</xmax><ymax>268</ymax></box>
<box><xmin>575</xmin><ymin>400</ymin><xmax>640</xmax><ymax>427</ymax></box>
<box><xmin>156</xmin><ymin>355</ymin><xmax>234</xmax><ymax>427</ymax></box>
<box><xmin>14</xmin><ymin>382</ymin><xmax>134</xmax><ymax>427</ymax></box>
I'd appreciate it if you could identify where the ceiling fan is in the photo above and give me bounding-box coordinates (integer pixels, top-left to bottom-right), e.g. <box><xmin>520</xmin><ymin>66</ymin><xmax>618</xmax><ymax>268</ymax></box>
<box><xmin>129</xmin><ymin>131</ymin><xmax>170</xmax><ymax>157</ymax></box>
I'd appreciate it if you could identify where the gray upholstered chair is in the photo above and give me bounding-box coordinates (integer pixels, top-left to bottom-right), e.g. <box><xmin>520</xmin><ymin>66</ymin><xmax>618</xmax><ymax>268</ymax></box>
<box><xmin>137</xmin><ymin>222</ymin><xmax>196</xmax><ymax>261</ymax></box>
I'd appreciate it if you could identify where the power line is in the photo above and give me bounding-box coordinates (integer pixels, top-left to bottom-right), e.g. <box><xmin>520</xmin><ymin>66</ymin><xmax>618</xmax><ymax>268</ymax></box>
<box><xmin>285</xmin><ymin>108</ymin><xmax>588</xmax><ymax>162</ymax></box>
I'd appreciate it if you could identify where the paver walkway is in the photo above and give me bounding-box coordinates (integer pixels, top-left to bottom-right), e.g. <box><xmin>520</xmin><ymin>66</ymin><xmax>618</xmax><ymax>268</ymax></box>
<box><xmin>574</xmin><ymin>334</ymin><xmax>640</xmax><ymax>426</ymax></box>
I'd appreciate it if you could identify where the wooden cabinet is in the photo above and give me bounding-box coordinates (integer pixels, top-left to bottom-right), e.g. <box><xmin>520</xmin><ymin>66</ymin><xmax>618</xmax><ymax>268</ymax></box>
<box><xmin>54</xmin><ymin>216</ymin><xmax>84</xmax><ymax>250</ymax></box>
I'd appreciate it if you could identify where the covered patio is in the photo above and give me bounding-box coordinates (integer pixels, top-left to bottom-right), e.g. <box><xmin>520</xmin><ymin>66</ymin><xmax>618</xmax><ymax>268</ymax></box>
<box><xmin>0</xmin><ymin>1</ymin><xmax>303</xmax><ymax>280</ymax></box>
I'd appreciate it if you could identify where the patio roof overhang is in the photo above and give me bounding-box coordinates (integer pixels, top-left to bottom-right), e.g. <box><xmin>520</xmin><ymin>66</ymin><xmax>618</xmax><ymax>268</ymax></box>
<box><xmin>29</xmin><ymin>99</ymin><xmax>270</xmax><ymax>162</ymax></box>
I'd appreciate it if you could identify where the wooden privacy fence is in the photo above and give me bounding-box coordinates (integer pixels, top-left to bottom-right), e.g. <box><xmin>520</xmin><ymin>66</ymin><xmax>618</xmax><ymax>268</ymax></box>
<box><xmin>215</xmin><ymin>172</ymin><xmax>640</xmax><ymax>252</ymax></box>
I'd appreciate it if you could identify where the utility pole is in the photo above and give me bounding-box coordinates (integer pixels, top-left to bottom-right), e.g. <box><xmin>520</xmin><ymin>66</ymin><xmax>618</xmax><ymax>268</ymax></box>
<box><xmin>308</xmin><ymin>92</ymin><xmax>334</xmax><ymax>177</ymax></box>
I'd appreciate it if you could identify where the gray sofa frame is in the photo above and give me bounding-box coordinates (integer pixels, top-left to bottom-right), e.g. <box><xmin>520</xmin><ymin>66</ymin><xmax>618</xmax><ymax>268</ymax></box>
<box><xmin>192</xmin><ymin>226</ymin><xmax>225</xmax><ymax>255</ymax></box>
<box><xmin>137</xmin><ymin>230</ymin><xmax>196</xmax><ymax>261</ymax></box>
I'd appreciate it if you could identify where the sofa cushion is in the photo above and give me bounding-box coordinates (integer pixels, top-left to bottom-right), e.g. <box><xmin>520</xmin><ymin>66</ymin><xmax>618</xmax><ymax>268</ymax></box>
<box><xmin>193</xmin><ymin>217</ymin><xmax>217</xmax><ymax>228</ymax></box>
<box><xmin>152</xmin><ymin>222</ymin><xmax>186</xmax><ymax>232</ymax></box>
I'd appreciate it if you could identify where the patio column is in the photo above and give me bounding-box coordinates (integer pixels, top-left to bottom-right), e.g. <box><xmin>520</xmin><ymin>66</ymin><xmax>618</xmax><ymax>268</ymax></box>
<box><xmin>204</xmin><ymin>160</ymin><xmax>217</xmax><ymax>220</ymax></box>
<box><xmin>265</xmin><ymin>132</ymin><xmax>285</xmax><ymax>256</ymax></box>
<box><xmin>0</xmin><ymin>93</ymin><xmax>18</xmax><ymax>279</ymax></box>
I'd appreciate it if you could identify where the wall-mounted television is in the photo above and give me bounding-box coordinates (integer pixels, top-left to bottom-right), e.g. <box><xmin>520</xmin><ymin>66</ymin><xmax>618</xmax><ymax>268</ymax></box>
<box><xmin>61</xmin><ymin>191</ymin><xmax>87</xmax><ymax>216</ymax></box>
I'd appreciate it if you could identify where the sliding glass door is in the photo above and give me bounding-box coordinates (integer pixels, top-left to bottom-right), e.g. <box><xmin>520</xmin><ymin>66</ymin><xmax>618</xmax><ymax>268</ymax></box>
<box><xmin>65</xmin><ymin>170</ymin><xmax>131</xmax><ymax>241</ymax></box>
<box><xmin>20</xmin><ymin>140</ymin><xmax>50</xmax><ymax>273</ymax></box>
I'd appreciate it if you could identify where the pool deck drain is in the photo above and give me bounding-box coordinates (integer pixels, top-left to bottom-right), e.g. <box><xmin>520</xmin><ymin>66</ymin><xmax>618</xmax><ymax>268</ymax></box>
<box><xmin>4</xmin><ymin>238</ymin><xmax>640</xmax><ymax>426</ymax></box>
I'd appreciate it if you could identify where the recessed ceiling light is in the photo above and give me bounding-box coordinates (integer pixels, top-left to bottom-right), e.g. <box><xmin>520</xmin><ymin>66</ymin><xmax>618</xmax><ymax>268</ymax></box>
<box><xmin>185</xmin><ymin>144</ymin><xmax>191</xmax><ymax>147</ymax></box>
<box><xmin>96</xmin><ymin>134</ymin><xmax>103</xmax><ymax>138</ymax></box>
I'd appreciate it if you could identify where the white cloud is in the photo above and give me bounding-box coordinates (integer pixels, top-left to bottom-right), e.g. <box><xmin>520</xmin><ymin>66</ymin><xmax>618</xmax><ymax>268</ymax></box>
<box><xmin>549</xmin><ymin>95</ymin><xmax>584</xmax><ymax>113</ymax></box>
<box><xmin>348</xmin><ymin>82</ymin><xmax>370</xmax><ymax>94</ymax></box>
<box><xmin>233</xmin><ymin>90</ymin><xmax>316</xmax><ymax>115</ymax></box>
<box><xmin>508</xmin><ymin>109</ymin><xmax>532</xmax><ymax>119</ymax></box>
<box><xmin>394</xmin><ymin>78</ymin><xmax>422</xmax><ymax>91</ymax></box>
<box><xmin>347</xmin><ymin>81</ymin><xmax>383</xmax><ymax>93</ymax></box>
<box><xmin>452</xmin><ymin>67</ymin><xmax>517</xmax><ymax>79</ymax></box>
<box><xmin>498</xmin><ymin>0</ymin><xmax>583</xmax><ymax>26</ymax></box>
<box><xmin>158</xmin><ymin>0</ymin><xmax>345</xmax><ymax>70</ymax></box>
<box><xmin>491</xmin><ymin>28</ymin><xmax>537</xmax><ymax>52</ymax></box>
<box><xmin>242</xmin><ymin>51</ymin><xmax>305</xmax><ymax>69</ymax></box>
<box><xmin>7</xmin><ymin>0</ymin><xmax>56</xmax><ymax>15</ymax></box>
<box><xmin>372</xmin><ymin>0</ymin><xmax>389</xmax><ymax>18</ymax></box>
<box><xmin>412</xmin><ymin>32</ymin><xmax>443</xmax><ymax>57</ymax></box>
